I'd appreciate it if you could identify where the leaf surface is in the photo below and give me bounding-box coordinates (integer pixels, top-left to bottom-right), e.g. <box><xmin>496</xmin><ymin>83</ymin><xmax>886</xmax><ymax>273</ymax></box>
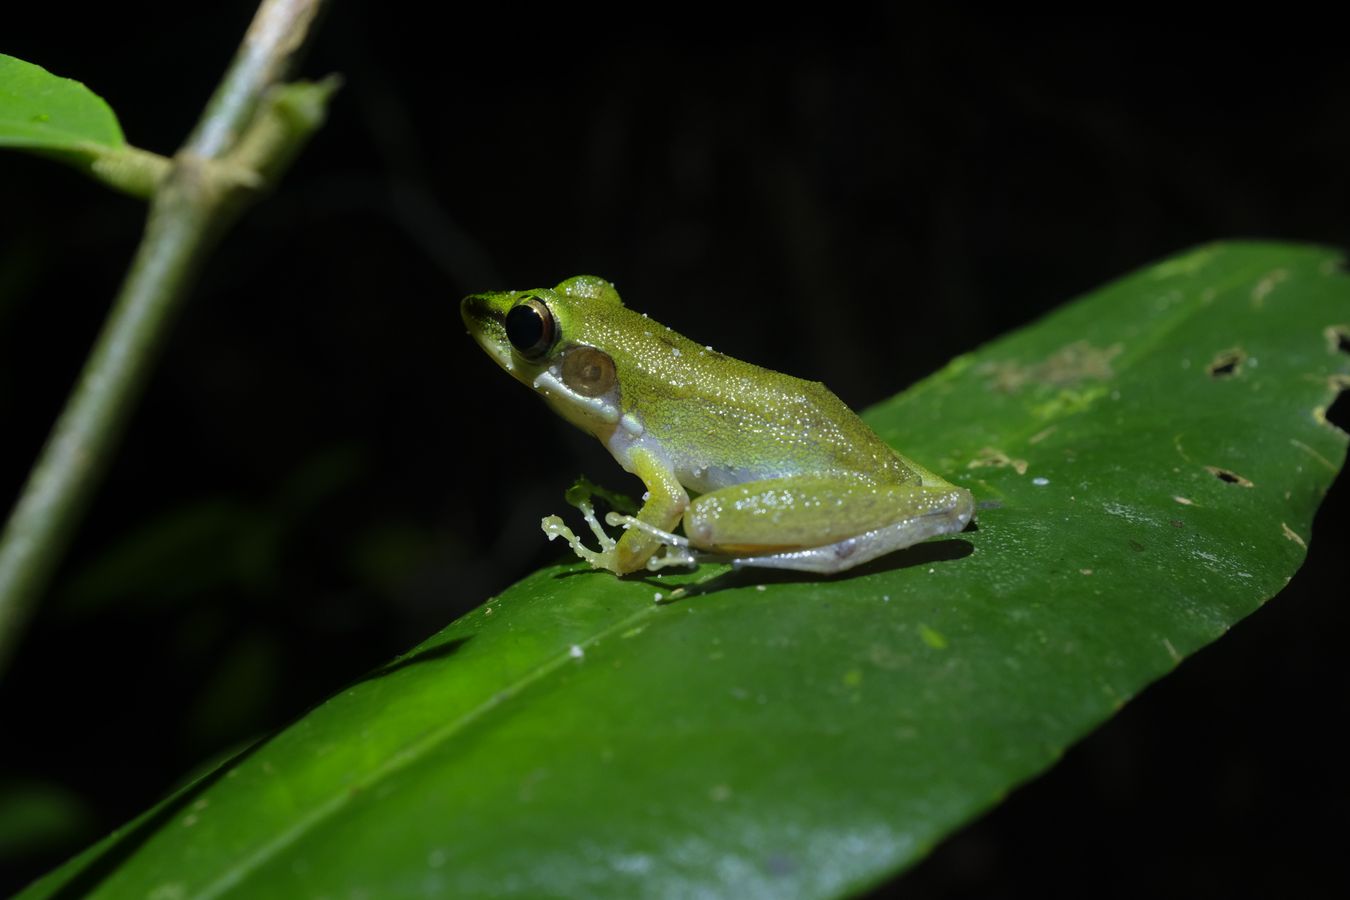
<box><xmin>0</xmin><ymin>54</ymin><xmax>124</xmax><ymax>153</ymax></box>
<box><xmin>24</xmin><ymin>242</ymin><xmax>1349</xmax><ymax>899</ymax></box>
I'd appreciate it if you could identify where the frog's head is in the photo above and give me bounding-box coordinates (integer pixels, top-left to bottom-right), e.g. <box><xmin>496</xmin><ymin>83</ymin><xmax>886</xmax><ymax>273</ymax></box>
<box><xmin>462</xmin><ymin>276</ymin><xmax>629</xmax><ymax>435</ymax></box>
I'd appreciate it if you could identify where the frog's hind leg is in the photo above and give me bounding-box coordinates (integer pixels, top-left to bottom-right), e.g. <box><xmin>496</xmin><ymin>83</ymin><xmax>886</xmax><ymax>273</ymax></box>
<box><xmin>728</xmin><ymin>509</ymin><xmax>970</xmax><ymax>574</ymax></box>
<box><xmin>684</xmin><ymin>477</ymin><xmax>974</xmax><ymax>575</ymax></box>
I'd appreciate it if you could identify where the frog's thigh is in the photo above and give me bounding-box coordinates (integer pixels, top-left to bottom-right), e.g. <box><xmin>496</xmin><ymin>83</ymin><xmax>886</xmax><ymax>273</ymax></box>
<box><xmin>683</xmin><ymin>477</ymin><xmax>972</xmax><ymax>574</ymax></box>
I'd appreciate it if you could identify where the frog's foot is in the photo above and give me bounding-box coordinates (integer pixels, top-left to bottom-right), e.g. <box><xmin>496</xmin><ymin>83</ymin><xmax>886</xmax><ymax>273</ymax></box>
<box><xmin>541</xmin><ymin>499</ymin><xmax>620</xmax><ymax>572</ymax></box>
<box><xmin>602</xmin><ymin>512</ymin><xmax>699</xmax><ymax>571</ymax></box>
<box><xmin>646</xmin><ymin>547</ymin><xmax>700</xmax><ymax>570</ymax></box>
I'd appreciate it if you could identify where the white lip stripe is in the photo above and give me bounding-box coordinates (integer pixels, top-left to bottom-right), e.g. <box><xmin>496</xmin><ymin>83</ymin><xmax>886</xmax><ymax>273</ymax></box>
<box><xmin>534</xmin><ymin>369</ymin><xmax>620</xmax><ymax>424</ymax></box>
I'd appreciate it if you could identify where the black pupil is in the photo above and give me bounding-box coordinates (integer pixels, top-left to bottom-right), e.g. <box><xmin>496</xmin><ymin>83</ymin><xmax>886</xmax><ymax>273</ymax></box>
<box><xmin>506</xmin><ymin>304</ymin><xmax>546</xmax><ymax>352</ymax></box>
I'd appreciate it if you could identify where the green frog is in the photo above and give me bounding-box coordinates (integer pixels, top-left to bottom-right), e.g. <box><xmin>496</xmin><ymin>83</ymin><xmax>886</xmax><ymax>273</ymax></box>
<box><xmin>462</xmin><ymin>276</ymin><xmax>973</xmax><ymax>575</ymax></box>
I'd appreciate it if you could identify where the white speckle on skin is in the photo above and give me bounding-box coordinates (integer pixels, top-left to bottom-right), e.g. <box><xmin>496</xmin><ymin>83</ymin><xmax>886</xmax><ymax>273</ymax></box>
<box><xmin>755</xmin><ymin>585</ymin><xmax>766</xmax><ymax>592</ymax></box>
<box><xmin>654</xmin><ymin>593</ymin><xmax>664</xmax><ymax>602</ymax></box>
<box><xmin>1032</xmin><ymin>476</ymin><xmax>1050</xmax><ymax>486</ymax></box>
<box><xmin>569</xmin><ymin>644</ymin><xmax>584</xmax><ymax>659</ymax></box>
<box><xmin>672</xmin><ymin>347</ymin><xmax>681</xmax><ymax>357</ymax></box>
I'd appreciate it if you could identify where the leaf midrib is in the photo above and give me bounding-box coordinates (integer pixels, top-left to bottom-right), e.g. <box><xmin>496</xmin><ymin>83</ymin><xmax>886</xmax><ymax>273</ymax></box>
<box><xmin>194</xmin><ymin>596</ymin><xmax>667</xmax><ymax>898</ymax></box>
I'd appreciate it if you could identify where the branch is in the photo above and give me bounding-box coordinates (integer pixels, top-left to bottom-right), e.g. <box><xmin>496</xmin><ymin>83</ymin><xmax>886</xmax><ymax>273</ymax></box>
<box><xmin>0</xmin><ymin>0</ymin><xmax>333</xmax><ymax>677</ymax></box>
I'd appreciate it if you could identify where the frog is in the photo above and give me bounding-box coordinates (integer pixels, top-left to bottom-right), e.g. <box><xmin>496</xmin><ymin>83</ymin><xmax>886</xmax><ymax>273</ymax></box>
<box><xmin>461</xmin><ymin>276</ymin><xmax>974</xmax><ymax>575</ymax></box>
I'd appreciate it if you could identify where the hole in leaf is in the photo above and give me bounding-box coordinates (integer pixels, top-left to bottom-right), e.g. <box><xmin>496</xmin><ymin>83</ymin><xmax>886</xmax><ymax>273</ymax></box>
<box><xmin>1204</xmin><ymin>465</ymin><xmax>1253</xmax><ymax>487</ymax></box>
<box><xmin>1206</xmin><ymin>347</ymin><xmax>1245</xmax><ymax>378</ymax></box>
<box><xmin>1326</xmin><ymin>324</ymin><xmax>1350</xmax><ymax>355</ymax></box>
<box><xmin>1327</xmin><ymin>387</ymin><xmax>1350</xmax><ymax>432</ymax></box>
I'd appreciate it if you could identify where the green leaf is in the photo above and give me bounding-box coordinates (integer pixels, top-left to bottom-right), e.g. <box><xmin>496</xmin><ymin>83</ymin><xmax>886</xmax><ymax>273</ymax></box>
<box><xmin>0</xmin><ymin>53</ymin><xmax>124</xmax><ymax>152</ymax></box>
<box><xmin>23</xmin><ymin>242</ymin><xmax>1348</xmax><ymax>898</ymax></box>
<box><xmin>0</xmin><ymin>53</ymin><xmax>167</xmax><ymax>197</ymax></box>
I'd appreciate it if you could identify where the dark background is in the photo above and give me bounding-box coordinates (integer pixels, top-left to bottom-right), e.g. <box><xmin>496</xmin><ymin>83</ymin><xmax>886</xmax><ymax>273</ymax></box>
<box><xmin>2</xmin><ymin>5</ymin><xmax>1347</xmax><ymax>897</ymax></box>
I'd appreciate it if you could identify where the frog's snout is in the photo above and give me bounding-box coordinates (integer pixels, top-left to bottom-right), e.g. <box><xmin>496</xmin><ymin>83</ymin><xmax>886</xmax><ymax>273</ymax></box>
<box><xmin>461</xmin><ymin>294</ymin><xmax>508</xmax><ymax>346</ymax></box>
<box><xmin>460</xmin><ymin>293</ymin><xmax>497</xmax><ymax>328</ymax></box>
<box><xmin>461</xmin><ymin>293</ymin><xmax>521</xmax><ymax>376</ymax></box>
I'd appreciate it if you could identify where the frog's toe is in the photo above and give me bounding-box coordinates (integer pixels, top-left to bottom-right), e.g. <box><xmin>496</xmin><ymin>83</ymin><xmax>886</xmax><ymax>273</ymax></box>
<box><xmin>606</xmin><ymin>512</ymin><xmax>690</xmax><ymax>548</ymax></box>
<box><xmin>645</xmin><ymin>545</ymin><xmax>699</xmax><ymax>571</ymax></box>
<box><xmin>541</xmin><ymin>515</ymin><xmax>618</xmax><ymax>570</ymax></box>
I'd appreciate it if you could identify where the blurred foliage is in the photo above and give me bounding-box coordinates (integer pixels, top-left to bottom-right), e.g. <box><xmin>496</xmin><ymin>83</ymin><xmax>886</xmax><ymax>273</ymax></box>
<box><xmin>0</xmin><ymin>780</ymin><xmax>94</xmax><ymax>864</ymax></box>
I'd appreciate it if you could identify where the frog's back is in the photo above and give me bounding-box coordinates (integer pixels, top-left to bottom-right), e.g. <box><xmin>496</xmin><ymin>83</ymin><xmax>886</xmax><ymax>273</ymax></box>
<box><xmin>627</xmin><ymin>343</ymin><xmax>916</xmax><ymax>490</ymax></box>
<box><xmin>562</xmin><ymin>296</ymin><xmax>914</xmax><ymax>488</ymax></box>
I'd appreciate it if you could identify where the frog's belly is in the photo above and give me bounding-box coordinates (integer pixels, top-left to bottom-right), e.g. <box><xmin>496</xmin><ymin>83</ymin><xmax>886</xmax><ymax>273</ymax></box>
<box><xmin>675</xmin><ymin>463</ymin><xmax>765</xmax><ymax>495</ymax></box>
<box><xmin>670</xmin><ymin>445</ymin><xmax>839</xmax><ymax>494</ymax></box>
<box><xmin>608</xmin><ymin>419</ymin><xmax>845</xmax><ymax>495</ymax></box>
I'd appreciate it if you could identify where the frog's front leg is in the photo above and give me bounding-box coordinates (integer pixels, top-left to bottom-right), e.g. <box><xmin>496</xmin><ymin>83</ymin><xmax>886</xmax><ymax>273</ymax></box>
<box><xmin>542</xmin><ymin>447</ymin><xmax>689</xmax><ymax>575</ymax></box>
<box><xmin>682</xmin><ymin>476</ymin><xmax>974</xmax><ymax>574</ymax></box>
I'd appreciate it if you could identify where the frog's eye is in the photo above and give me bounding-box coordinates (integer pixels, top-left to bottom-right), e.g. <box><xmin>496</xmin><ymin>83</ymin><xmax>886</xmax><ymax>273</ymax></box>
<box><xmin>505</xmin><ymin>298</ymin><xmax>556</xmax><ymax>359</ymax></box>
<box><xmin>561</xmin><ymin>346</ymin><xmax>617</xmax><ymax>397</ymax></box>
